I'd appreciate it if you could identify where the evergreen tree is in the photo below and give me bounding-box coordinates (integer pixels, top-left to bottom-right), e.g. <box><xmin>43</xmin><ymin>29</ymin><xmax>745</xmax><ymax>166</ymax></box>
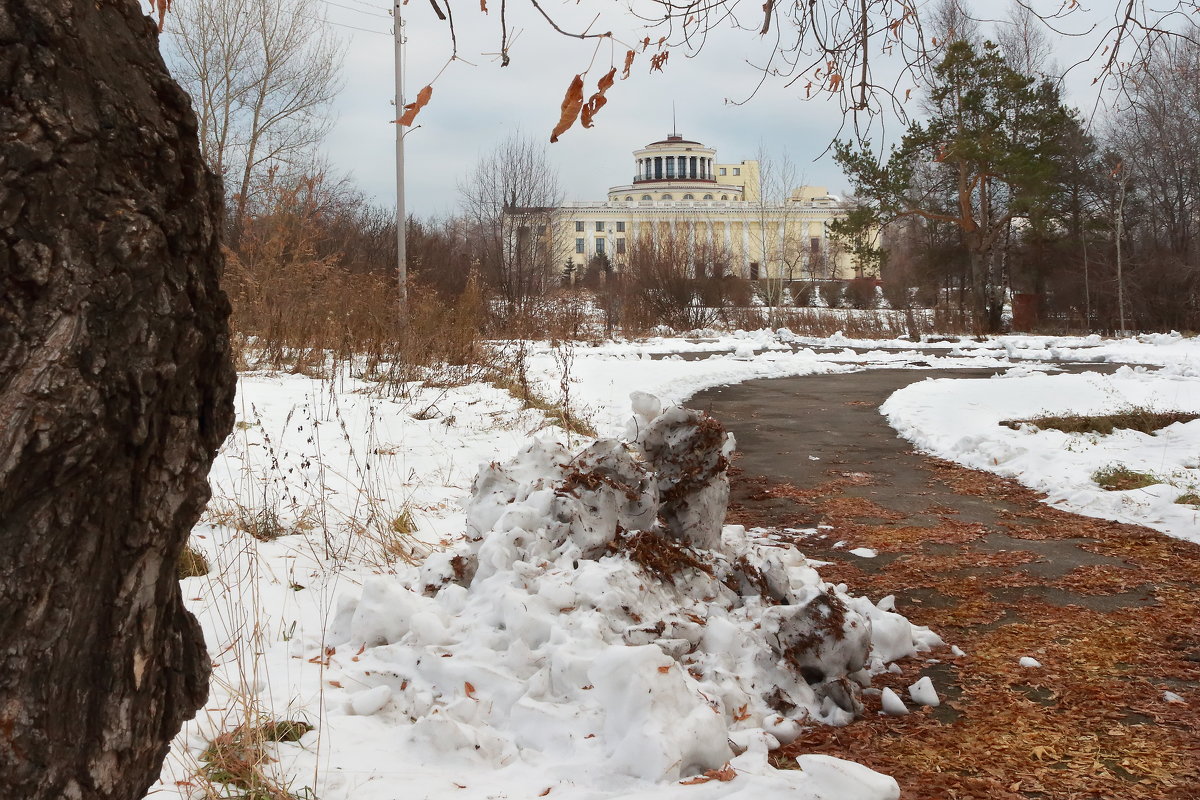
<box><xmin>835</xmin><ymin>40</ymin><xmax>1079</xmax><ymax>332</ymax></box>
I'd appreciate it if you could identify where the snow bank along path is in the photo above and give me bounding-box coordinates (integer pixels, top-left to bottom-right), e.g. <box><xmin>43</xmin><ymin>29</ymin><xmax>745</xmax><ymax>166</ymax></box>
<box><xmin>882</xmin><ymin>366</ymin><xmax>1200</xmax><ymax>542</ymax></box>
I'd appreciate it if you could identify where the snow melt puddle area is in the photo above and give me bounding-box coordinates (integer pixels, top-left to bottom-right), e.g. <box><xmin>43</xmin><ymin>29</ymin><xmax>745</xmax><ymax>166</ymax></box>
<box><xmin>882</xmin><ymin>364</ymin><xmax>1200</xmax><ymax>542</ymax></box>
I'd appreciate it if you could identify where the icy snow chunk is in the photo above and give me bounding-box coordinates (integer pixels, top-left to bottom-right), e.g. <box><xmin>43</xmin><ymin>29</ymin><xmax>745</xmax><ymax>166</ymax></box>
<box><xmin>633</xmin><ymin>403</ymin><xmax>735</xmax><ymax>550</ymax></box>
<box><xmin>908</xmin><ymin>676</ymin><xmax>940</xmax><ymax>707</ymax></box>
<box><xmin>951</xmin><ymin>645</ymin><xmax>966</xmax><ymax>657</ymax></box>
<box><xmin>794</xmin><ymin>754</ymin><xmax>901</xmax><ymax>800</ymax></box>
<box><xmin>349</xmin><ymin>685</ymin><xmax>392</xmax><ymax>716</ymax></box>
<box><xmin>1164</xmin><ymin>691</ymin><xmax>1185</xmax><ymax>704</ymax></box>
<box><xmin>880</xmin><ymin>687</ymin><xmax>908</xmax><ymax>716</ymax></box>
<box><xmin>849</xmin><ymin>547</ymin><xmax>877</xmax><ymax>558</ymax></box>
<box><xmin>590</xmin><ymin>645</ymin><xmax>732</xmax><ymax>781</ymax></box>
<box><xmin>733</xmin><ymin>343</ymin><xmax>757</xmax><ymax>360</ymax></box>
<box><xmin>1019</xmin><ymin>656</ymin><xmax>1042</xmax><ymax>668</ymax></box>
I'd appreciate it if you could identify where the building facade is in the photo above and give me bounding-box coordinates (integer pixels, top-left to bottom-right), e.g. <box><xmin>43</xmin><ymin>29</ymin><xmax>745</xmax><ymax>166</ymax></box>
<box><xmin>553</xmin><ymin>133</ymin><xmax>862</xmax><ymax>281</ymax></box>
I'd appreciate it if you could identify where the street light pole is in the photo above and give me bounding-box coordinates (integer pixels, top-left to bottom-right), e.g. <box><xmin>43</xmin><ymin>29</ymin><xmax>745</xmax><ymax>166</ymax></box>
<box><xmin>393</xmin><ymin>3</ymin><xmax>407</xmax><ymax>314</ymax></box>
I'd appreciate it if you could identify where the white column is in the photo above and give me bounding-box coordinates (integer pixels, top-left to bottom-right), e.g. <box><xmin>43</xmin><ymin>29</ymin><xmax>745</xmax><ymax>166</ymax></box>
<box><xmin>741</xmin><ymin>219</ymin><xmax>751</xmax><ymax>277</ymax></box>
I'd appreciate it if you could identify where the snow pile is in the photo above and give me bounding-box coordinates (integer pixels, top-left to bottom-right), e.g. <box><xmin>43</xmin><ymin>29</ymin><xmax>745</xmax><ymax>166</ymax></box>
<box><xmin>881</xmin><ymin>368</ymin><xmax>1200</xmax><ymax>541</ymax></box>
<box><xmin>320</xmin><ymin>398</ymin><xmax>940</xmax><ymax>797</ymax></box>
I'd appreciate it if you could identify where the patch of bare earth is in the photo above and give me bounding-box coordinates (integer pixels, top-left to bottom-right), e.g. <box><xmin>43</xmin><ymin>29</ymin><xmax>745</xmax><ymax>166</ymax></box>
<box><xmin>730</xmin><ymin>458</ymin><xmax>1200</xmax><ymax>799</ymax></box>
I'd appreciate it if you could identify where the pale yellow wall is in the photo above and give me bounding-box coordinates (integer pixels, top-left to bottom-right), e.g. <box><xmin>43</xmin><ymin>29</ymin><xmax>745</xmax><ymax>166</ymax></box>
<box><xmin>714</xmin><ymin>161</ymin><xmax>759</xmax><ymax>198</ymax></box>
<box><xmin>556</xmin><ymin>205</ymin><xmax>857</xmax><ymax>280</ymax></box>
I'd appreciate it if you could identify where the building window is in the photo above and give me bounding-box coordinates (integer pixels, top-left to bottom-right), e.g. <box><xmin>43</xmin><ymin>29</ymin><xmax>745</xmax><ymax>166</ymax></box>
<box><xmin>721</xmin><ymin>194</ymin><xmax>728</xmax><ymax>200</ymax></box>
<box><xmin>810</xmin><ymin>237</ymin><xmax>821</xmax><ymax>252</ymax></box>
<box><xmin>749</xmin><ymin>261</ymin><xmax>760</xmax><ymax>280</ymax></box>
<box><xmin>719</xmin><ymin>167</ymin><xmax>727</xmax><ymax>175</ymax></box>
<box><xmin>625</xmin><ymin>196</ymin><xmax>633</xmax><ymax>201</ymax></box>
<box><xmin>616</xmin><ymin>221</ymin><xmax>625</xmax><ymax>232</ymax></box>
<box><xmin>683</xmin><ymin>194</ymin><xmax>694</xmax><ymax>200</ymax></box>
<box><xmin>616</xmin><ymin>238</ymin><xmax>626</xmax><ymax>255</ymax></box>
<box><xmin>595</xmin><ymin>237</ymin><xmax>606</xmax><ymax>254</ymax></box>
<box><xmin>575</xmin><ymin>221</ymin><xmax>585</xmax><ymax>232</ymax></box>
<box><xmin>576</xmin><ymin>238</ymin><xmax>585</xmax><ymax>254</ymax></box>
<box><xmin>595</xmin><ymin>221</ymin><xmax>604</xmax><ymax>232</ymax></box>
<box><xmin>641</xmin><ymin>194</ymin><xmax>652</xmax><ymax>200</ymax></box>
<box><xmin>733</xmin><ymin>167</ymin><xmax>741</xmax><ymax>176</ymax></box>
<box><xmin>703</xmin><ymin>194</ymin><xmax>713</xmax><ymax>200</ymax></box>
<box><xmin>661</xmin><ymin>194</ymin><xmax>673</xmax><ymax>200</ymax></box>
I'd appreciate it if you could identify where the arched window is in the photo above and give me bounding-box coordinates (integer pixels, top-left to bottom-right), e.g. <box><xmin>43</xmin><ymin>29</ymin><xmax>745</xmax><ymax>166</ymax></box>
<box><xmin>734</xmin><ymin>195</ymin><xmax>740</xmax><ymax>201</ymax></box>
<box><xmin>682</xmin><ymin>194</ymin><xmax>694</xmax><ymax>200</ymax></box>
<box><xmin>661</xmin><ymin>194</ymin><xmax>673</xmax><ymax>200</ymax></box>
<box><xmin>625</xmin><ymin>196</ymin><xmax>633</xmax><ymax>201</ymax></box>
<box><xmin>703</xmin><ymin>194</ymin><xmax>714</xmax><ymax>200</ymax></box>
<box><xmin>641</xmin><ymin>194</ymin><xmax>652</xmax><ymax>200</ymax></box>
<box><xmin>721</xmin><ymin>194</ymin><xmax>728</xmax><ymax>200</ymax></box>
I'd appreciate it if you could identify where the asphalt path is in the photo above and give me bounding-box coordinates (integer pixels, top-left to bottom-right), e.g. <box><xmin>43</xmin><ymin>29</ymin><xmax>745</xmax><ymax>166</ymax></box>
<box><xmin>691</xmin><ymin>366</ymin><xmax>1200</xmax><ymax>798</ymax></box>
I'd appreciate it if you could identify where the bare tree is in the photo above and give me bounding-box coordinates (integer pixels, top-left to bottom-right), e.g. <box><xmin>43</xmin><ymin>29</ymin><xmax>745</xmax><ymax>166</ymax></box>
<box><xmin>459</xmin><ymin>133</ymin><xmax>567</xmax><ymax>311</ymax></box>
<box><xmin>744</xmin><ymin>146</ymin><xmax>807</xmax><ymax>323</ymax></box>
<box><xmin>166</xmin><ymin>0</ymin><xmax>344</xmax><ymax>240</ymax></box>
<box><xmin>996</xmin><ymin>2</ymin><xmax>1055</xmax><ymax>79</ymax></box>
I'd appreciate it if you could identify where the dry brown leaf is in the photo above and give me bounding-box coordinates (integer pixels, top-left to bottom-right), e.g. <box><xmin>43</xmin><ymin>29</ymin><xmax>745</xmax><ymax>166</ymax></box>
<box><xmin>549</xmin><ymin>74</ymin><xmax>585</xmax><ymax>143</ymax></box>
<box><xmin>397</xmin><ymin>85</ymin><xmax>433</xmax><ymax>126</ymax></box>
<box><xmin>465</xmin><ymin>681</ymin><xmax>477</xmax><ymax>699</ymax></box>
<box><xmin>148</xmin><ymin>0</ymin><xmax>171</xmax><ymax>31</ymax></box>
<box><xmin>480</xmin><ymin>0</ymin><xmax>487</xmax><ymax>11</ymax></box>
<box><xmin>328</xmin><ymin>680</ymin><xmax>343</xmax><ymax>688</ymax></box>
<box><xmin>650</xmin><ymin>51</ymin><xmax>669</xmax><ymax>73</ymax></box>
<box><xmin>621</xmin><ymin>49</ymin><xmax>636</xmax><ymax>80</ymax></box>
<box><xmin>680</xmin><ymin>765</ymin><xmax>736</xmax><ymax>785</ymax></box>
<box><xmin>538</xmin><ymin>789</ymin><xmax>551</xmax><ymax>797</ymax></box>
<box><xmin>656</xmin><ymin>665</ymin><xmax>671</xmax><ymax>674</ymax></box>
<box><xmin>580</xmin><ymin>67</ymin><xmax>617</xmax><ymax>129</ymax></box>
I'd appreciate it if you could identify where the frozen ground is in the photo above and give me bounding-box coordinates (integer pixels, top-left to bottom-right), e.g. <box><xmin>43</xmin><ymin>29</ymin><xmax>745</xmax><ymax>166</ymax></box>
<box><xmin>150</xmin><ymin>329</ymin><xmax>1200</xmax><ymax>799</ymax></box>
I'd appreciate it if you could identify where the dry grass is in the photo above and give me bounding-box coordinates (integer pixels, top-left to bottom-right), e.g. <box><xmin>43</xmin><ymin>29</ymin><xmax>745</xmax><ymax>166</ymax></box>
<box><xmin>178</xmin><ymin>544</ymin><xmax>210</xmax><ymax>579</ymax></box>
<box><xmin>199</xmin><ymin>718</ymin><xmax>314</xmax><ymax>800</ymax></box>
<box><xmin>1002</xmin><ymin>408</ymin><xmax>1199</xmax><ymax>435</ymax></box>
<box><xmin>1092</xmin><ymin>465</ymin><xmax>1160</xmax><ymax>491</ymax></box>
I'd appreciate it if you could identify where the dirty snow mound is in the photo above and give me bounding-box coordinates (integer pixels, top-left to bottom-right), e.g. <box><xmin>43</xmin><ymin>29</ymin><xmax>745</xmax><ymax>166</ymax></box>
<box><xmin>324</xmin><ymin>398</ymin><xmax>940</xmax><ymax>796</ymax></box>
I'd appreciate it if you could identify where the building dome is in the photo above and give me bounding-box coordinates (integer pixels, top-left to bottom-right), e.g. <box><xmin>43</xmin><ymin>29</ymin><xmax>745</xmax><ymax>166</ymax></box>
<box><xmin>633</xmin><ymin>133</ymin><xmax>718</xmax><ymax>184</ymax></box>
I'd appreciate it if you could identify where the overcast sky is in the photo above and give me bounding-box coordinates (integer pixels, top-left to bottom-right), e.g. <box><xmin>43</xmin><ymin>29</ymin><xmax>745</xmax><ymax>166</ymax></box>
<box><xmin>298</xmin><ymin>0</ymin><xmax>1135</xmax><ymax>218</ymax></box>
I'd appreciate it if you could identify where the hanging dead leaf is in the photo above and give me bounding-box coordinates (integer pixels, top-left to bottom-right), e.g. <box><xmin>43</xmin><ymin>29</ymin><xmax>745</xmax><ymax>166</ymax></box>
<box><xmin>581</xmin><ymin>67</ymin><xmax>617</xmax><ymax>129</ymax></box>
<box><xmin>550</xmin><ymin>74</ymin><xmax>585</xmax><ymax>143</ymax></box>
<box><xmin>621</xmin><ymin>49</ymin><xmax>636</xmax><ymax>80</ymax></box>
<box><xmin>397</xmin><ymin>85</ymin><xmax>433</xmax><ymax>126</ymax></box>
<box><xmin>480</xmin><ymin>0</ymin><xmax>487</xmax><ymax>11</ymax></box>
<box><xmin>828</xmin><ymin>73</ymin><xmax>843</xmax><ymax>92</ymax></box>
<box><xmin>641</xmin><ymin>36</ymin><xmax>652</xmax><ymax>51</ymax></box>
<box><xmin>148</xmin><ymin>0</ymin><xmax>171</xmax><ymax>31</ymax></box>
<box><xmin>760</xmin><ymin>0</ymin><xmax>774</xmax><ymax>35</ymax></box>
<box><xmin>650</xmin><ymin>51</ymin><xmax>669</xmax><ymax>73</ymax></box>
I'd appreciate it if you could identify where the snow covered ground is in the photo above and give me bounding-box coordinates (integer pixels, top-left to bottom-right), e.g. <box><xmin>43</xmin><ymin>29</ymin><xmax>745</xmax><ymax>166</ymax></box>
<box><xmin>149</xmin><ymin>329</ymin><xmax>1200</xmax><ymax>800</ymax></box>
<box><xmin>883</xmin><ymin>364</ymin><xmax>1200</xmax><ymax>542</ymax></box>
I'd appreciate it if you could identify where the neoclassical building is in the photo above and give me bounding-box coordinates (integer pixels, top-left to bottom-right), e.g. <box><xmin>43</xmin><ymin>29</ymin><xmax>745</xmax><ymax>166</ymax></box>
<box><xmin>554</xmin><ymin>133</ymin><xmax>861</xmax><ymax>281</ymax></box>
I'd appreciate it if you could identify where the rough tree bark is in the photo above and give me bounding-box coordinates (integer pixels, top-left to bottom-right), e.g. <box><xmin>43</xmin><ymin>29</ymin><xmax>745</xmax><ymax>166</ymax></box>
<box><xmin>0</xmin><ymin>0</ymin><xmax>234</xmax><ymax>798</ymax></box>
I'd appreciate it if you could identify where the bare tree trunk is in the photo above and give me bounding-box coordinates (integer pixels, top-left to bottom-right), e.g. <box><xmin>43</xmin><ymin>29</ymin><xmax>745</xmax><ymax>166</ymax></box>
<box><xmin>0</xmin><ymin>1</ymin><xmax>235</xmax><ymax>798</ymax></box>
